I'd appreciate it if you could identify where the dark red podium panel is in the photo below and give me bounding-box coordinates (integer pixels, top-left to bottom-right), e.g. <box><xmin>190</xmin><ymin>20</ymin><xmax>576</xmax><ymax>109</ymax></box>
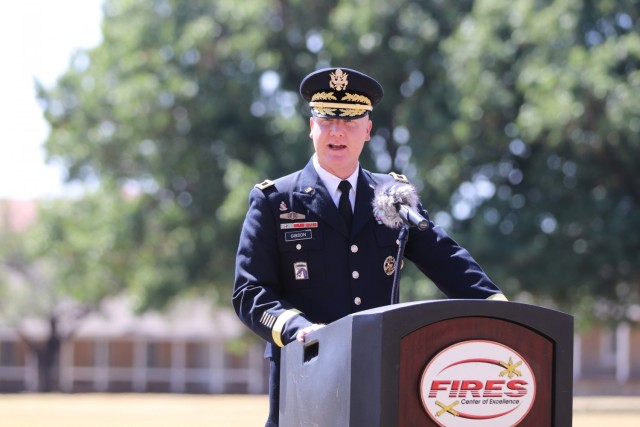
<box><xmin>398</xmin><ymin>317</ymin><xmax>553</xmax><ymax>426</ymax></box>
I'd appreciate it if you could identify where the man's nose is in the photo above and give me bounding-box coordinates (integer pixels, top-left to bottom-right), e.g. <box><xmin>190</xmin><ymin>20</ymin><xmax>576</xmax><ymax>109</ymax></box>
<box><xmin>329</xmin><ymin>121</ymin><xmax>345</xmax><ymax>135</ymax></box>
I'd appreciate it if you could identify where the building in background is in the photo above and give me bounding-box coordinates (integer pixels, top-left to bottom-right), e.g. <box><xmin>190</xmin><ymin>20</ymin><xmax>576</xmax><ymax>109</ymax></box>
<box><xmin>0</xmin><ymin>296</ymin><xmax>267</xmax><ymax>394</ymax></box>
<box><xmin>0</xmin><ymin>199</ymin><xmax>266</xmax><ymax>394</ymax></box>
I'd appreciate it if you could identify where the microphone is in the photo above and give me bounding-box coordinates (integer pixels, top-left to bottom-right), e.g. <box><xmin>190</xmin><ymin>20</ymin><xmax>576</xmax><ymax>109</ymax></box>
<box><xmin>372</xmin><ymin>181</ymin><xmax>430</xmax><ymax>231</ymax></box>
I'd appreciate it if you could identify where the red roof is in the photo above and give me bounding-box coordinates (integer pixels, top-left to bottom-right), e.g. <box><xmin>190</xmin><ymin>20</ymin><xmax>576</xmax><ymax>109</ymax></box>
<box><xmin>0</xmin><ymin>199</ymin><xmax>38</xmax><ymax>231</ymax></box>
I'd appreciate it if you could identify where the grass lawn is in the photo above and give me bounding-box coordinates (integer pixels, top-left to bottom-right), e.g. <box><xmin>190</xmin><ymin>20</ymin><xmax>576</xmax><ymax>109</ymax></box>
<box><xmin>0</xmin><ymin>393</ymin><xmax>638</xmax><ymax>426</ymax></box>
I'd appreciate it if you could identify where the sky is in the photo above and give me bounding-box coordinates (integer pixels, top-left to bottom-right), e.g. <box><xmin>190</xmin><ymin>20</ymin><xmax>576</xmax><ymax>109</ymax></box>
<box><xmin>0</xmin><ymin>0</ymin><xmax>104</xmax><ymax>199</ymax></box>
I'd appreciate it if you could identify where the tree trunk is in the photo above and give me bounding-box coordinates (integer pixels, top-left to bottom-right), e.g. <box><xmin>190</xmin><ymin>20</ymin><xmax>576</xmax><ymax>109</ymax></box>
<box><xmin>19</xmin><ymin>316</ymin><xmax>62</xmax><ymax>392</ymax></box>
<box><xmin>36</xmin><ymin>317</ymin><xmax>62</xmax><ymax>392</ymax></box>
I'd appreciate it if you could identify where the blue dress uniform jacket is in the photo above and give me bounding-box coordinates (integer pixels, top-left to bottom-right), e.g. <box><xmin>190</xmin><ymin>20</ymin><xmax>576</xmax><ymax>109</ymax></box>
<box><xmin>232</xmin><ymin>159</ymin><xmax>504</xmax><ymax>425</ymax></box>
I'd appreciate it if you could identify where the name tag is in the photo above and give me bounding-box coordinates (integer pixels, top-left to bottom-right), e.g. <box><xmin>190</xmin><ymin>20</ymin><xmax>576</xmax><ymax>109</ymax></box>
<box><xmin>285</xmin><ymin>230</ymin><xmax>313</xmax><ymax>242</ymax></box>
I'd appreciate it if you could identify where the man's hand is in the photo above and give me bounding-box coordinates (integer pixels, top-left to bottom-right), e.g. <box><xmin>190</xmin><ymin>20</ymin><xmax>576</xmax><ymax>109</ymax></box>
<box><xmin>296</xmin><ymin>323</ymin><xmax>326</xmax><ymax>342</ymax></box>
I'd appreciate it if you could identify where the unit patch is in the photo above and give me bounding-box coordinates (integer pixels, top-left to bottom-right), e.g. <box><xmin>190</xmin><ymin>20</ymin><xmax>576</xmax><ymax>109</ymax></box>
<box><xmin>285</xmin><ymin>230</ymin><xmax>313</xmax><ymax>242</ymax></box>
<box><xmin>294</xmin><ymin>262</ymin><xmax>309</xmax><ymax>280</ymax></box>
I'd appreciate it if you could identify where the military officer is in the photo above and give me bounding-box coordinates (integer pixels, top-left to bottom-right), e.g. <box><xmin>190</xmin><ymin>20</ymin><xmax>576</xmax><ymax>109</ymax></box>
<box><xmin>232</xmin><ymin>67</ymin><xmax>507</xmax><ymax>426</ymax></box>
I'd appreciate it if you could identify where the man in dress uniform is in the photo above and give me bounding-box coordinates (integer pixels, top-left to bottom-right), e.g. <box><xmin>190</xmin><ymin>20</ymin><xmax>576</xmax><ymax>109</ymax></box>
<box><xmin>232</xmin><ymin>67</ymin><xmax>507</xmax><ymax>426</ymax></box>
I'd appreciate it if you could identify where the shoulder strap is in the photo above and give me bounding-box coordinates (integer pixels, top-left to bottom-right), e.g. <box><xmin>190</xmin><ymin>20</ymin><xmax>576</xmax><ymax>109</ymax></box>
<box><xmin>255</xmin><ymin>179</ymin><xmax>275</xmax><ymax>191</ymax></box>
<box><xmin>389</xmin><ymin>172</ymin><xmax>409</xmax><ymax>183</ymax></box>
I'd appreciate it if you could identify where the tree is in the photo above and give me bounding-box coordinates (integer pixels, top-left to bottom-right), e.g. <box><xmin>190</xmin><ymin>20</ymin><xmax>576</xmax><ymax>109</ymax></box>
<box><xmin>38</xmin><ymin>0</ymin><xmax>294</xmax><ymax>309</ymax></box>
<box><xmin>34</xmin><ymin>0</ymin><xmax>640</xmax><ymax>329</ymax></box>
<box><xmin>0</xmin><ymin>186</ymin><xmax>139</xmax><ymax>390</ymax></box>
<box><xmin>438</xmin><ymin>0</ymin><xmax>640</xmax><ymax>324</ymax></box>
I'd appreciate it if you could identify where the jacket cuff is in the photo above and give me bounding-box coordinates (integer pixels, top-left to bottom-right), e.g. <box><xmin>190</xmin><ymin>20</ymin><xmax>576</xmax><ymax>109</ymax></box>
<box><xmin>272</xmin><ymin>309</ymin><xmax>302</xmax><ymax>347</ymax></box>
<box><xmin>486</xmin><ymin>293</ymin><xmax>508</xmax><ymax>301</ymax></box>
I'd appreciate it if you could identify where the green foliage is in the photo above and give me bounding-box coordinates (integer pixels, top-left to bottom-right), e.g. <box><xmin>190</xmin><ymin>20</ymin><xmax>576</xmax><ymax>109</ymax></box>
<box><xmin>0</xmin><ymin>186</ymin><xmax>138</xmax><ymax>322</ymax></box>
<box><xmin>30</xmin><ymin>0</ymin><xmax>640</xmax><ymax>325</ymax></box>
<box><xmin>439</xmin><ymin>0</ymin><xmax>640</xmax><ymax>322</ymax></box>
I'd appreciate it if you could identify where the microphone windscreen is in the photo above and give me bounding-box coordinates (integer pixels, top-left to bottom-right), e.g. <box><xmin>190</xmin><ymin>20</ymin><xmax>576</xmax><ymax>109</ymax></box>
<box><xmin>372</xmin><ymin>180</ymin><xmax>420</xmax><ymax>229</ymax></box>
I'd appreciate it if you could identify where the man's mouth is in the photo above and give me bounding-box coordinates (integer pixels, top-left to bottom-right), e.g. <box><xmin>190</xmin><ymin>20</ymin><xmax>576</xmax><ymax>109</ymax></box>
<box><xmin>329</xmin><ymin>144</ymin><xmax>347</xmax><ymax>150</ymax></box>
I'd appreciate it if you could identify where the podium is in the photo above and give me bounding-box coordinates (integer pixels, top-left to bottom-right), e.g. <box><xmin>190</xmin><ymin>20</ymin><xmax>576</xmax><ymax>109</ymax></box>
<box><xmin>280</xmin><ymin>300</ymin><xmax>573</xmax><ymax>426</ymax></box>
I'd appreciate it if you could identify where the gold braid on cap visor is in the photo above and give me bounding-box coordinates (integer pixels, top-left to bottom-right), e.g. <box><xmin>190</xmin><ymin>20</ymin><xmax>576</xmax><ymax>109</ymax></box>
<box><xmin>310</xmin><ymin>92</ymin><xmax>372</xmax><ymax>117</ymax></box>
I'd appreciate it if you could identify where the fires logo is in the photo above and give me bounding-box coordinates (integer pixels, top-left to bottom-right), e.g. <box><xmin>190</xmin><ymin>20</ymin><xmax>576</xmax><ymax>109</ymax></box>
<box><xmin>419</xmin><ymin>340</ymin><xmax>536</xmax><ymax>426</ymax></box>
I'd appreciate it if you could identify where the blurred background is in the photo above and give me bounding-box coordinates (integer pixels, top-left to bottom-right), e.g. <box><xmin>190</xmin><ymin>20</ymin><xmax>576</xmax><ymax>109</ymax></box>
<box><xmin>0</xmin><ymin>0</ymin><xmax>638</xmax><ymax>411</ymax></box>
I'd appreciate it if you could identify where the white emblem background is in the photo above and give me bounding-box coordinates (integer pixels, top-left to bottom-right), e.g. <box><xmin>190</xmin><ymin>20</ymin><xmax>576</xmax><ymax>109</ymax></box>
<box><xmin>419</xmin><ymin>340</ymin><xmax>536</xmax><ymax>427</ymax></box>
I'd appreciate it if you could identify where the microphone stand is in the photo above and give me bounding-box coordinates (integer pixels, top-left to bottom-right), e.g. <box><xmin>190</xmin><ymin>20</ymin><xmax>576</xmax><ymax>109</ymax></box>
<box><xmin>390</xmin><ymin>224</ymin><xmax>409</xmax><ymax>305</ymax></box>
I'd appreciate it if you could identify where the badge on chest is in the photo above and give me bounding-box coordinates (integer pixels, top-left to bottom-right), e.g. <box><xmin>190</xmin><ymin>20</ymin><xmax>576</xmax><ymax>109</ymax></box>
<box><xmin>285</xmin><ymin>229</ymin><xmax>313</xmax><ymax>242</ymax></box>
<box><xmin>294</xmin><ymin>261</ymin><xmax>309</xmax><ymax>280</ymax></box>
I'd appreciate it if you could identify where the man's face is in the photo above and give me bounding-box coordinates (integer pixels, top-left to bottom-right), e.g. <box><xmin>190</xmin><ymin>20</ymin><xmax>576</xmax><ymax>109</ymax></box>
<box><xmin>309</xmin><ymin>115</ymin><xmax>372</xmax><ymax>179</ymax></box>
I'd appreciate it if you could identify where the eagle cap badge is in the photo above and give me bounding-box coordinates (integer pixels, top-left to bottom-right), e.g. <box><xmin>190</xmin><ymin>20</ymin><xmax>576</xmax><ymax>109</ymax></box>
<box><xmin>330</xmin><ymin>69</ymin><xmax>349</xmax><ymax>91</ymax></box>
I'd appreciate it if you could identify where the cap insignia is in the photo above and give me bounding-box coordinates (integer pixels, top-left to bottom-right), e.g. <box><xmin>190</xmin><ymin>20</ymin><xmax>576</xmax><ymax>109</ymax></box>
<box><xmin>309</xmin><ymin>92</ymin><xmax>372</xmax><ymax>118</ymax></box>
<box><xmin>330</xmin><ymin>69</ymin><xmax>349</xmax><ymax>91</ymax></box>
<box><xmin>311</xmin><ymin>92</ymin><xmax>337</xmax><ymax>102</ymax></box>
<box><xmin>339</xmin><ymin>105</ymin><xmax>367</xmax><ymax>117</ymax></box>
<box><xmin>342</xmin><ymin>93</ymin><xmax>372</xmax><ymax>106</ymax></box>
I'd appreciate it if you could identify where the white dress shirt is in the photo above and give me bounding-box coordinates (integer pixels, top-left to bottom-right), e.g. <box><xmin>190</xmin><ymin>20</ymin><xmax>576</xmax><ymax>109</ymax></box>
<box><xmin>312</xmin><ymin>154</ymin><xmax>358</xmax><ymax>212</ymax></box>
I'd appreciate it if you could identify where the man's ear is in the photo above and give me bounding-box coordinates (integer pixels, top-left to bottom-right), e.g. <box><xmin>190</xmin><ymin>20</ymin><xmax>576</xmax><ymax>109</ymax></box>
<box><xmin>309</xmin><ymin>117</ymin><xmax>315</xmax><ymax>138</ymax></box>
<box><xmin>364</xmin><ymin>119</ymin><xmax>372</xmax><ymax>141</ymax></box>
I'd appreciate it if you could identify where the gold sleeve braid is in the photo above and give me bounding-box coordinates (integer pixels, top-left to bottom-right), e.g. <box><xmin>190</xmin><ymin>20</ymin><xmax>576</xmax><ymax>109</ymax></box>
<box><xmin>272</xmin><ymin>309</ymin><xmax>302</xmax><ymax>347</ymax></box>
